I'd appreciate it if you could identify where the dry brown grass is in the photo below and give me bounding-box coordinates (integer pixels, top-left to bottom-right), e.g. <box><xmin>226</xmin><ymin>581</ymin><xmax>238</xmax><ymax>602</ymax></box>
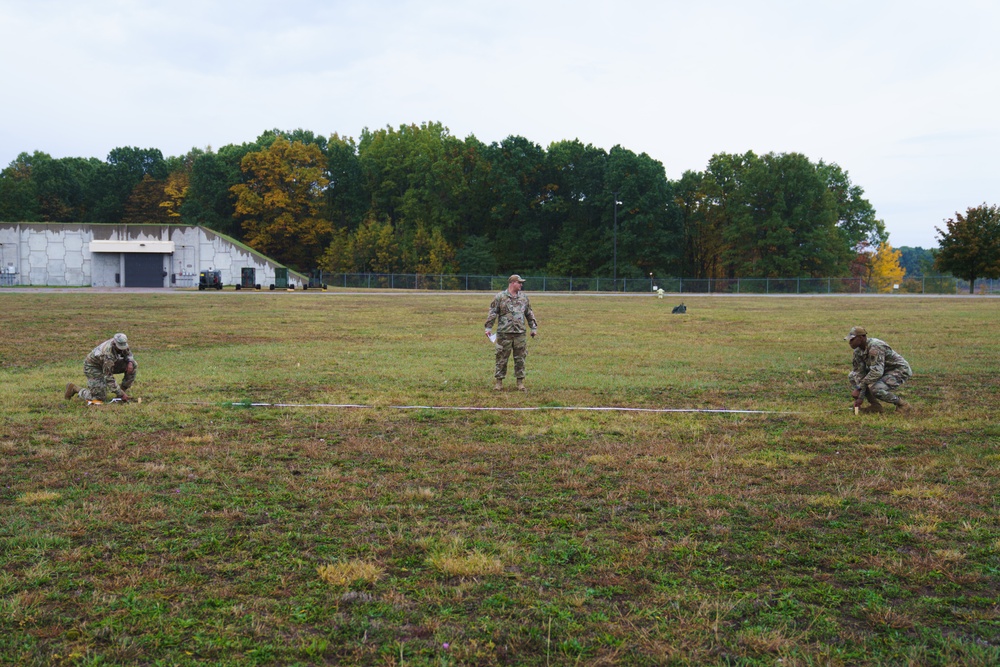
<box><xmin>16</xmin><ymin>491</ymin><xmax>62</xmax><ymax>505</ymax></box>
<box><xmin>316</xmin><ymin>560</ymin><xmax>384</xmax><ymax>587</ymax></box>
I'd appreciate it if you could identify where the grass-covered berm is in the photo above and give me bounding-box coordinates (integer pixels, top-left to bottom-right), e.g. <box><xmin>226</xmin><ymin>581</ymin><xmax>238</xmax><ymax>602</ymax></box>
<box><xmin>1</xmin><ymin>290</ymin><xmax>998</xmax><ymax>666</ymax></box>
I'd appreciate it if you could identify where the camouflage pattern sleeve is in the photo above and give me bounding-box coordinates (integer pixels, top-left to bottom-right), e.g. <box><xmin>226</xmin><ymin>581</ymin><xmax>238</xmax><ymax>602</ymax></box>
<box><xmin>848</xmin><ymin>350</ymin><xmax>865</xmax><ymax>388</ymax></box>
<box><xmin>100</xmin><ymin>354</ymin><xmax>124</xmax><ymax>397</ymax></box>
<box><xmin>101</xmin><ymin>355</ymin><xmax>116</xmax><ymax>380</ymax></box>
<box><xmin>485</xmin><ymin>293</ymin><xmax>501</xmax><ymax>330</ymax></box>
<box><xmin>859</xmin><ymin>344</ymin><xmax>887</xmax><ymax>389</ymax></box>
<box><xmin>120</xmin><ymin>355</ymin><xmax>137</xmax><ymax>391</ymax></box>
<box><xmin>91</xmin><ymin>340</ymin><xmax>117</xmax><ymax>385</ymax></box>
<box><xmin>525</xmin><ymin>296</ymin><xmax>538</xmax><ymax>331</ymax></box>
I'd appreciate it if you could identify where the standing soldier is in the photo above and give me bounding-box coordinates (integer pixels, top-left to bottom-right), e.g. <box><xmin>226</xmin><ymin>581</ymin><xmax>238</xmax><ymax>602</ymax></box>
<box><xmin>485</xmin><ymin>275</ymin><xmax>538</xmax><ymax>391</ymax></box>
<box><xmin>65</xmin><ymin>333</ymin><xmax>138</xmax><ymax>403</ymax></box>
<box><xmin>845</xmin><ymin>326</ymin><xmax>911</xmax><ymax>412</ymax></box>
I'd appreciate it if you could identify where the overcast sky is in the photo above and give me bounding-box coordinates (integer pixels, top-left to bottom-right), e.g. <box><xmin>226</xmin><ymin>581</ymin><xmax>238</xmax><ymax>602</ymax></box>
<box><xmin>2</xmin><ymin>0</ymin><xmax>997</xmax><ymax>248</ymax></box>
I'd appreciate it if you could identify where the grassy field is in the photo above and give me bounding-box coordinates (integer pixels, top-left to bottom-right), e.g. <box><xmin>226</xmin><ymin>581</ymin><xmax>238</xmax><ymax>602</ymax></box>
<box><xmin>1</xmin><ymin>291</ymin><xmax>998</xmax><ymax>666</ymax></box>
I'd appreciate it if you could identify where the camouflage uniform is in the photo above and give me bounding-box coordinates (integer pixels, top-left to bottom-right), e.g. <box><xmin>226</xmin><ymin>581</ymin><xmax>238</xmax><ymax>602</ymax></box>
<box><xmin>849</xmin><ymin>337</ymin><xmax>911</xmax><ymax>405</ymax></box>
<box><xmin>78</xmin><ymin>337</ymin><xmax>137</xmax><ymax>401</ymax></box>
<box><xmin>485</xmin><ymin>289</ymin><xmax>538</xmax><ymax>380</ymax></box>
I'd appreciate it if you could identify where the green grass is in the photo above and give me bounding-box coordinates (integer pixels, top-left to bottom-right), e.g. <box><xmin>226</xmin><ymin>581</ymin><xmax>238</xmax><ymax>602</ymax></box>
<box><xmin>1</xmin><ymin>291</ymin><xmax>999</xmax><ymax>665</ymax></box>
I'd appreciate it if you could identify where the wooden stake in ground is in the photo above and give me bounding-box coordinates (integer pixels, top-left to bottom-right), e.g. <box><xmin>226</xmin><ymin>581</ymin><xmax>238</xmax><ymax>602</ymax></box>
<box><xmin>854</xmin><ymin>405</ymin><xmax>860</xmax><ymax>415</ymax></box>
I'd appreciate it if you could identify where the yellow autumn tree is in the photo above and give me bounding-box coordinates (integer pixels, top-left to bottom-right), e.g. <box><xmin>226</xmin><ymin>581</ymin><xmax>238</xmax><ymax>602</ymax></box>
<box><xmin>351</xmin><ymin>217</ymin><xmax>401</xmax><ymax>273</ymax></box>
<box><xmin>318</xmin><ymin>227</ymin><xmax>352</xmax><ymax>273</ymax></box>
<box><xmin>409</xmin><ymin>223</ymin><xmax>456</xmax><ymax>274</ymax></box>
<box><xmin>231</xmin><ymin>137</ymin><xmax>332</xmax><ymax>270</ymax></box>
<box><xmin>159</xmin><ymin>170</ymin><xmax>190</xmax><ymax>218</ymax></box>
<box><xmin>868</xmin><ymin>243</ymin><xmax>906</xmax><ymax>293</ymax></box>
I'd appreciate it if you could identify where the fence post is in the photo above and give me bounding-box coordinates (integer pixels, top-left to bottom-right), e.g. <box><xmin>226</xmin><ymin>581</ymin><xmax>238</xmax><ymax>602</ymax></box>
<box><xmin>797</xmin><ymin>277</ymin><xmax>800</xmax><ymax>294</ymax></box>
<box><xmin>570</xmin><ymin>277</ymin><xmax>573</xmax><ymax>292</ymax></box>
<box><xmin>543</xmin><ymin>276</ymin><xmax>546</xmax><ymax>291</ymax></box>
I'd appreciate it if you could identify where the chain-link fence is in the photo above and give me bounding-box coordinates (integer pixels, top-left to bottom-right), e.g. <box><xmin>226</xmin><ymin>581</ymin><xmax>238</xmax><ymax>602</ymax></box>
<box><xmin>314</xmin><ymin>272</ymin><xmax>998</xmax><ymax>295</ymax></box>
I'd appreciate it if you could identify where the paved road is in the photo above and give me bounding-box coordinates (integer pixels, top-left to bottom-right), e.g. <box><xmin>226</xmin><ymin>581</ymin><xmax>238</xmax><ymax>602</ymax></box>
<box><xmin>0</xmin><ymin>287</ymin><xmax>994</xmax><ymax>298</ymax></box>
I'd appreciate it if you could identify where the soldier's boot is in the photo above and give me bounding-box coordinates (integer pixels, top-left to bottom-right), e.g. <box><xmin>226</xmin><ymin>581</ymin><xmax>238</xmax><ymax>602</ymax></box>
<box><xmin>893</xmin><ymin>398</ymin><xmax>910</xmax><ymax>412</ymax></box>
<box><xmin>65</xmin><ymin>383</ymin><xmax>80</xmax><ymax>400</ymax></box>
<box><xmin>866</xmin><ymin>398</ymin><xmax>884</xmax><ymax>413</ymax></box>
<box><xmin>516</xmin><ymin>378</ymin><xmax>527</xmax><ymax>392</ymax></box>
<box><xmin>493</xmin><ymin>379</ymin><xmax>503</xmax><ymax>391</ymax></box>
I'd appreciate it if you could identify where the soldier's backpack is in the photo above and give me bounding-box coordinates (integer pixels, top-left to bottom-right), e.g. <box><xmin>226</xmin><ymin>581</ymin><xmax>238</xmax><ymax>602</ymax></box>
<box><xmin>671</xmin><ymin>303</ymin><xmax>687</xmax><ymax>314</ymax></box>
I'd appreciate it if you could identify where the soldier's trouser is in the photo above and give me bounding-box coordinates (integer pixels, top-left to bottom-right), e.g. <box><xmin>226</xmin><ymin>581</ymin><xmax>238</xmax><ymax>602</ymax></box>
<box><xmin>494</xmin><ymin>333</ymin><xmax>527</xmax><ymax>380</ymax></box>
<box><xmin>78</xmin><ymin>359</ymin><xmax>137</xmax><ymax>401</ymax></box>
<box><xmin>868</xmin><ymin>368</ymin><xmax>910</xmax><ymax>405</ymax></box>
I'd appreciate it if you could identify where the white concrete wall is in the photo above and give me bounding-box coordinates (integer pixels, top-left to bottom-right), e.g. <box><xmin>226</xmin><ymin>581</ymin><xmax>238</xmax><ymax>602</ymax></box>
<box><xmin>92</xmin><ymin>253</ymin><xmax>120</xmax><ymax>287</ymax></box>
<box><xmin>0</xmin><ymin>224</ymin><xmax>304</xmax><ymax>288</ymax></box>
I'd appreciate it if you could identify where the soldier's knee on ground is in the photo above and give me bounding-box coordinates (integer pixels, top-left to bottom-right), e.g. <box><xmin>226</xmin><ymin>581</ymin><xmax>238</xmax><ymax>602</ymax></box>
<box><xmin>81</xmin><ymin>388</ymin><xmax>107</xmax><ymax>402</ymax></box>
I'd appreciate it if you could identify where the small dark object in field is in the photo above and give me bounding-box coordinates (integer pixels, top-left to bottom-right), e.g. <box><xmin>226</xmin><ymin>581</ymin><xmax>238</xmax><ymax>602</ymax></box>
<box><xmin>672</xmin><ymin>303</ymin><xmax>687</xmax><ymax>314</ymax></box>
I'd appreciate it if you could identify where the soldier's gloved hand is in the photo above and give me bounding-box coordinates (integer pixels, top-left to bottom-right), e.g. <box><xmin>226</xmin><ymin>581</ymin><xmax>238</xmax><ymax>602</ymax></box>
<box><xmin>853</xmin><ymin>396</ymin><xmax>864</xmax><ymax>409</ymax></box>
<box><xmin>127</xmin><ymin>361</ymin><xmax>134</xmax><ymax>374</ymax></box>
<box><xmin>851</xmin><ymin>388</ymin><xmax>861</xmax><ymax>400</ymax></box>
<box><xmin>530</xmin><ymin>329</ymin><xmax>537</xmax><ymax>338</ymax></box>
<box><xmin>485</xmin><ymin>329</ymin><xmax>492</xmax><ymax>339</ymax></box>
<box><xmin>120</xmin><ymin>392</ymin><xmax>130</xmax><ymax>403</ymax></box>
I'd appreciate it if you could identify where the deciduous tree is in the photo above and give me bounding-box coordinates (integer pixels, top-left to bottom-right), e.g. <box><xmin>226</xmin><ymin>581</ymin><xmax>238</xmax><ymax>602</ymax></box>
<box><xmin>935</xmin><ymin>204</ymin><xmax>1000</xmax><ymax>293</ymax></box>
<box><xmin>160</xmin><ymin>170</ymin><xmax>190</xmax><ymax>218</ymax></box>
<box><xmin>122</xmin><ymin>174</ymin><xmax>171</xmax><ymax>224</ymax></box>
<box><xmin>231</xmin><ymin>137</ymin><xmax>332</xmax><ymax>270</ymax></box>
<box><xmin>91</xmin><ymin>147</ymin><xmax>167</xmax><ymax>222</ymax></box>
<box><xmin>351</xmin><ymin>217</ymin><xmax>401</xmax><ymax>273</ymax></box>
<box><xmin>0</xmin><ymin>153</ymin><xmax>38</xmax><ymax>221</ymax></box>
<box><xmin>674</xmin><ymin>170</ymin><xmax>729</xmax><ymax>279</ymax></box>
<box><xmin>857</xmin><ymin>242</ymin><xmax>906</xmax><ymax>293</ymax></box>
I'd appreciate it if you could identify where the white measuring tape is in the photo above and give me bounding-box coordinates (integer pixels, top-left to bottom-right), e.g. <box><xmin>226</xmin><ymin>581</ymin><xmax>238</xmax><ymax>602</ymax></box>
<box><xmin>219</xmin><ymin>402</ymin><xmax>796</xmax><ymax>414</ymax></box>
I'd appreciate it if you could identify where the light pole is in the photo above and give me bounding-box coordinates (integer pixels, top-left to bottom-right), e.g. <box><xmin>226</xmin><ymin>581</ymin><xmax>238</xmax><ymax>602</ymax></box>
<box><xmin>613</xmin><ymin>191</ymin><xmax>620</xmax><ymax>291</ymax></box>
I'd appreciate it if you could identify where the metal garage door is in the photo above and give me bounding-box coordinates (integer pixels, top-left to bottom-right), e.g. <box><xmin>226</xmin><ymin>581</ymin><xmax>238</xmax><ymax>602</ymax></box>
<box><xmin>124</xmin><ymin>254</ymin><xmax>165</xmax><ymax>287</ymax></box>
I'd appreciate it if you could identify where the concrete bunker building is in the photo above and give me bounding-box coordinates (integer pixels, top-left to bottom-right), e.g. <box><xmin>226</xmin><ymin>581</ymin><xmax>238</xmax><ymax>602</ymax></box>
<box><xmin>0</xmin><ymin>223</ymin><xmax>306</xmax><ymax>288</ymax></box>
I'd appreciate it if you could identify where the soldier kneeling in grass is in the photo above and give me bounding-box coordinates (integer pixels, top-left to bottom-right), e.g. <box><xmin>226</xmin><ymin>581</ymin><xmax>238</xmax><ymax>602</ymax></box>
<box><xmin>845</xmin><ymin>326</ymin><xmax>911</xmax><ymax>413</ymax></box>
<box><xmin>65</xmin><ymin>333</ymin><xmax>137</xmax><ymax>403</ymax></box>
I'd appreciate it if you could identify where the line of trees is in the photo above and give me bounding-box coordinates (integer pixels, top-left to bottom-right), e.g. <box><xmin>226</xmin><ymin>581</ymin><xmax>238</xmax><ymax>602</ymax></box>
<box><xmin>0</xmin><ymin>122</ymin><xmax>907</xmax><ymax>279</ymax></box>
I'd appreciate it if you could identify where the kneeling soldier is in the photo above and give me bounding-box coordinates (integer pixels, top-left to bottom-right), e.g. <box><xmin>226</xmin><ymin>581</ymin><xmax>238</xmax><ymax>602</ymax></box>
<box><xmin>65</xmin><ymin>333</ymin><xmax>137</xmax><ymax>403</ymax></box>
<box><xmin>845</xmin><ymin>326</ymin><xmax>911</xmax><ymax>412</ymax></box>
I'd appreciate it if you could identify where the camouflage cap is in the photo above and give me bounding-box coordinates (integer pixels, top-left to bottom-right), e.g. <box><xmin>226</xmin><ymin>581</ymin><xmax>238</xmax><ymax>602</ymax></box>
<box><xmin>508</xmin><ymin>274</ymin><xmax>525</xmax><ymax>284</ymax></box>
<box><xmin>844</xmin><ymin>326</ymin><xmax>867</xmax><ymax>341</ymax></box>
<box><xmin>113</xmin><ymin>333</ymin><xmax>129</xmax><ymax>350</ymax></box>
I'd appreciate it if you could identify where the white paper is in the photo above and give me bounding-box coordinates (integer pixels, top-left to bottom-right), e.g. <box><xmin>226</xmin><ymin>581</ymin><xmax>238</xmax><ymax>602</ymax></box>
<box><xmin>488</xmin><ymin>333</ymin><xmax>497</xmax><ymax>343</ymax></box>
